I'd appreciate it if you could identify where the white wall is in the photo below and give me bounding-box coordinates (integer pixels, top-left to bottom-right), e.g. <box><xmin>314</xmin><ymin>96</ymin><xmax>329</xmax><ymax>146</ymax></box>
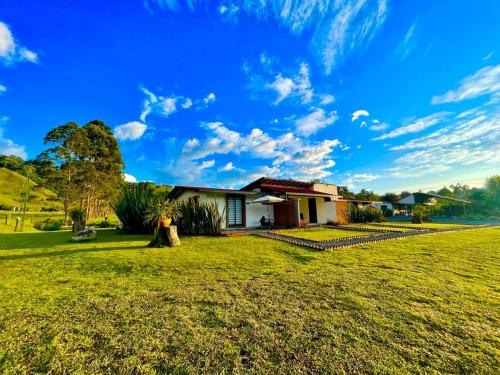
<box><xmin>175</xmin><ymin>190</ymin><xmax>268</xmax><ymax>228</ymax></box>
<box><xmin>245</xmin><ymin>195</ymin><xmax>269</xmax><ymax>228</ymax></box>
<box><xmin>291</xmin><ymin>196</ymin><xmax>337</xmax><ymax>224</ymax></box>
<box><xmin>316</xmin><ymin>198</ymin><xmax>337</xmax><ymax>224</ymax></box>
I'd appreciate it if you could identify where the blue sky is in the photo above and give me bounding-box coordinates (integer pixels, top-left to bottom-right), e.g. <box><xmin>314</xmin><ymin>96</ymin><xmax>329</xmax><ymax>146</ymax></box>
<box><xmin>0</xmin><ymin>0</ymin><xmax>499</xmax><ymax>193</ymax></box>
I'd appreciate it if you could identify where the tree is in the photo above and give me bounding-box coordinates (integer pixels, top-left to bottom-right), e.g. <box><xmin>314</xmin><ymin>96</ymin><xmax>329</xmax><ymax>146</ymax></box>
<box><xmin>380</xmin><ymin>192</ymin><xmax>400</xmax><ymax>202</ymax></box>
<box><xmin>37</xmin><ymin>120</ymin><xmax>124</xmax><ymax>220</ymax></box>
<box><xmin>437</xmin><ymin>186</ymin><xmax>453</xmax><ymax>197</ymax></box>
<box><xmin>484</xmin><ymin>175</ymin><xmax>500</xmax><ymax>213</ymax></box>
<box><xmin>400</xmin><ymin>191</ymin><xmax>412</xmax><ymax>199</ymax></box>
<box><xmin>356</xmin><ymin>189</ymin><xmax>380</xmax><ymax>201</ymax></box>
<box><xmin>338</xmin><ymin>186</ymin><xmax>356</xmax><ymax>199</ymax></box>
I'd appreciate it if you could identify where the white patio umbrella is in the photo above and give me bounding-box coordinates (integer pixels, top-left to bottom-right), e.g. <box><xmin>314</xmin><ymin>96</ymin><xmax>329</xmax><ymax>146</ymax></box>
<box><xmin>251</xmin><ymin>195</ymin><xmax>285</xmax><ymax>224</ymax></box>
<box><xmin>251</xmin><ymin>195</ymin><xmax>285</xmax><ymax>204</ymax></box>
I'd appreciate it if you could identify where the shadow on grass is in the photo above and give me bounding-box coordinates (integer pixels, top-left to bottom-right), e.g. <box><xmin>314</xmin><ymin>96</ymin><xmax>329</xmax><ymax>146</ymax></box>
<box><xmin>0</xmin><ymin>229</ymin><xmax>149</xmax><ymax>250</ymax></box>
<box><xmin>0</xmin><ymin>244</ymin><xmax>150</xmax><ymax>261</ymax></box>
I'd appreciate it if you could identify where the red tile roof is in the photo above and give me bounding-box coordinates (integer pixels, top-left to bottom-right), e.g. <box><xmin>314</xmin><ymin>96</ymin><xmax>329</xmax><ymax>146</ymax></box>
<box><xmin>260</xmin><ymin>185</ymin><xmax>333</xmax><ymax>197</ymax></box>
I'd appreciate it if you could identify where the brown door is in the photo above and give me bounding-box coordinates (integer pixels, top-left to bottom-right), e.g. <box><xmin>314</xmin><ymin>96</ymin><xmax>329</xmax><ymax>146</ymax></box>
<box><xmin>273</xmin><ymin>200</ymin><xmax>299</xmax><ymax>227</ymax></box>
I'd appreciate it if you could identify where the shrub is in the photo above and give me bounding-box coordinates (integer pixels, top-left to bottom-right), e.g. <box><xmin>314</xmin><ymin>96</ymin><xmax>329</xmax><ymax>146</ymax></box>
<box><xmin>348</xmin><ymin>204</ymin><xmax>384</xmax><ymax>223</ymax></box>
<box><xmin>176</xmin><ymin>199</ymin><xmax>224</xmax><ymax>236</ymax></box>
<box><xmin>34</xmin><ymin>218</ymin><xmax>64</xmax><ymax>231</ymax></box>
<box><xmin>412</xmin><ymin>204</ymin><xmax>430</xmax><ymax>223</ymax></box>
<box><xmin>113</xmin><ymin>185</ymin><xmax>154</xmax><ymax>234</ymax></box>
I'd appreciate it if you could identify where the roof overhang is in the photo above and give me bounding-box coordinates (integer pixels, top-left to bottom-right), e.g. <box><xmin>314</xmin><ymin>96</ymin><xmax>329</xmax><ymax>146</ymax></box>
<box><xmin>169</xmin><ymin>186</ymin><xmax>258</xmax><ymax>199</ymax></box>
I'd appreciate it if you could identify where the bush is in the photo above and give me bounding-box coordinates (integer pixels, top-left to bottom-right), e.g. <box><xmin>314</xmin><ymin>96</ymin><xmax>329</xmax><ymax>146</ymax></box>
<box><xmin>41</xmin><ymin>207</ymin><xmax>59</xmax><ymax>212</ymax></box>
<box><xmin>348</xmin><ymin>204</ymin><xmax>384</xmax><ymax>223</ymax></box>
<box><xmin>176</xmin><ymin>199</ymin><xmax>224</xmax><ymax>236</ymax></box>
<box><xmin>34</xmin><ymin>218</ymin><xmax>64</xmax><ymax>231</ymax></box>
<box><xmin>96</xmin><ymin>217</ymin><xmax>111</xmax><ymax>228</ymax></box>
<box><xmin>412</xmin><ymin>204</ymin><xmax>430</xmax><ymax>223</ymax></box>
<box><xmin>113</xmin><ymin>185</ymin><xmax>154</xmax><ymax>234</ymax></box>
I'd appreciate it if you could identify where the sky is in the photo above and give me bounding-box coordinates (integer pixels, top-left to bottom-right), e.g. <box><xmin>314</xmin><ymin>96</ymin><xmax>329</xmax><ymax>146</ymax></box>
<box><xmin>0</xmin><ymin>0</ymin><xmax>499</xmax><ymax>193</ymax></box>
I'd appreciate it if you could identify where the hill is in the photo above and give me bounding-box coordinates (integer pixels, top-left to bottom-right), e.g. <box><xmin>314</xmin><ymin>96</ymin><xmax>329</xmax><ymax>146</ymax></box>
<box><xmin>0</xmin><ymin>168</ymin><xmax>63</xmax><ymax>212</ymax></box>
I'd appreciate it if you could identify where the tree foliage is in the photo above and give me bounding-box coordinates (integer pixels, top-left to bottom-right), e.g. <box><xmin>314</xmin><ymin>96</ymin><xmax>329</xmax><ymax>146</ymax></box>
<box><xmin>37</xmin><ymin>120</ymin><xmax>124</xmax><ymax>219</ymax></box>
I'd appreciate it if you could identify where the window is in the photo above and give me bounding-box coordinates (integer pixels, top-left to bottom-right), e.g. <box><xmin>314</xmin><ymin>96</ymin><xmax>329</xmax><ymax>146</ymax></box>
<box><xmin>227</xmin><ymin>195</ymin><xmax>245</xmax><ymax>227</ymax></box>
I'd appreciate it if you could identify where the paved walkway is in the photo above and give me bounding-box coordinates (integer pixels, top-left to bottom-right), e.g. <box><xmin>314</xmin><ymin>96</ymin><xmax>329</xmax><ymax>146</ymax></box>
<box><xmin>254</xmin><ymin>225</ymin><xmax>493</xmax><ymax>250</ymax></box>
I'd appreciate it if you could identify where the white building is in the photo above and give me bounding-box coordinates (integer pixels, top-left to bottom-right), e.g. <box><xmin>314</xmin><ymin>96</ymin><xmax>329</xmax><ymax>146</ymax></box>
<box><xmin>168</xmin><ymin>177</ymin><xmax>350</xmax><ymax>229</ymax></box>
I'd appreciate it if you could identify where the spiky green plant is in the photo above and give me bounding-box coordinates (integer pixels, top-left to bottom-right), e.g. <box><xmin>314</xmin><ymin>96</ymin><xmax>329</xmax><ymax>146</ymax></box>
<box><xmin>145</xmin><ymin>198</ymin><xmax>180</xmax><ymax>229</ymax></box>
<box><xmin>176</xmin><ymin>199</ymin><xmax>224</xmax><ymax>236</ymax></box>
<box><xmin>112</xmin><ymin>185</ymin><xmax>153</xmax><ymax>234</ymax></box>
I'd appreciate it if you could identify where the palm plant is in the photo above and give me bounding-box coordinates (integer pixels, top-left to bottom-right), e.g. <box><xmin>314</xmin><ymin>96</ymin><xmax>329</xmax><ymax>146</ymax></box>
<box><xmin>145</xmin><ymin>198</ymin><xmax>181</xmax><ymax>229</ymax></box>
<box><xmin>145</xmin><ymin>197</ymin><xmax>181</xmax><ymax>247</ymax></box>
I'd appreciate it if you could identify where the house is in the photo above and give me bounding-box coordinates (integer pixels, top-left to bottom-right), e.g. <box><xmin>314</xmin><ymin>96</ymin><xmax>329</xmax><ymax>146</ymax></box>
<box><xmin>168</xmin><ymin>177</ymin><xmax>349</xmax><ymax>229</ymax></box>
<box><xmin>337</xmin><ymin>198</ymin><xmax>393</xmax><ymax>212</ymax></box>
<box><xmin>393</xmin><ymin>192</ymin><xmax>469</xmax><ymax>215</ymax></box>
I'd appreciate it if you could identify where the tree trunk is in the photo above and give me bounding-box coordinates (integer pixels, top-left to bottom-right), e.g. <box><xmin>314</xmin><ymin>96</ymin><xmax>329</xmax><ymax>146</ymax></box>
<box><xmin>147</xmin><ymin>225</ymin><xmax>181</xmax><ymax>248</ymax></box>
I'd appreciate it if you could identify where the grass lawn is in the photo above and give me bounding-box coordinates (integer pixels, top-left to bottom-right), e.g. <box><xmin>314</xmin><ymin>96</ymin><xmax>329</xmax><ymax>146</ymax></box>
<box><xmin>383</xmin><ymin>222</ymin><xmax>470</xmax><ymax>229</ymax></box>
<box><xmin>280</xmin><ymin>227</ymin><xmax>373</xmax><ymax>241</ymax></box>
<box><xmin>348</xmin><ymin>224</ymin><xmax>412</xmax><ymax>232</ymax></box>
<box><xmin>0</xmin><ymin>228</ymin><xmax>499</xmax><ymax>373</ymax></box>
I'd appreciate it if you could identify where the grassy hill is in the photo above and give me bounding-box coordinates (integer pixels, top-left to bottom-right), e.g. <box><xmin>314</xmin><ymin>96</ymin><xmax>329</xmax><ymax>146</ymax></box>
<box><xmin>0</xmin><ymin>167</ymin><xmax>62</xmax><ymax>212</ymax></box>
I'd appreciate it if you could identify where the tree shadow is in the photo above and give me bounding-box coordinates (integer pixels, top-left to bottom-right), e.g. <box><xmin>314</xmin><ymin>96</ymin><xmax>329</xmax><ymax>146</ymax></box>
<box><xmin>0</xmin><ymin>244</ymin><xmax>151</xmax><ymax>261</ymax></box>
<box><xmin>0</xmin><ymin>229</ymin><xmax>149</xmax><ymax>250</ymax></box>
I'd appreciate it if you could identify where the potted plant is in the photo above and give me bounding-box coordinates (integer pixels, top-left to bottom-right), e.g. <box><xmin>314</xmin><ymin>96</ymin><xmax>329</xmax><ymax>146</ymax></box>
<box><xmin>145</xmin><ymin>198</ymin><xmax>181</xmax><ymax>247</ymax></box>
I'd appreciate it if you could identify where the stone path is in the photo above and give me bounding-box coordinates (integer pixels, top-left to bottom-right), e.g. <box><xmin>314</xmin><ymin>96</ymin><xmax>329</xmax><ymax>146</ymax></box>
<box><xmin>254</xmin><ymin>225</ymin><xmax>494</xmax><ymax>250</ymax></box>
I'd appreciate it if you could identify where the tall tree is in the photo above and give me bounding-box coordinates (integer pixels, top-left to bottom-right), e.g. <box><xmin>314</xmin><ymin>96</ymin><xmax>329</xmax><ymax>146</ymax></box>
<box><xmin>37</xmin><ymin>120</ymin><xmax>124</xmax><ymax>220</ymax></box>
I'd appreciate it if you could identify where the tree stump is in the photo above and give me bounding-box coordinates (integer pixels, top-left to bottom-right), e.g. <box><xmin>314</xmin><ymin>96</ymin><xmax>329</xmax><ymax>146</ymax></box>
<box><xmin>147</xmin><ymin>225</ymin><xmax>181</xmax><ymax>248</ymax></box>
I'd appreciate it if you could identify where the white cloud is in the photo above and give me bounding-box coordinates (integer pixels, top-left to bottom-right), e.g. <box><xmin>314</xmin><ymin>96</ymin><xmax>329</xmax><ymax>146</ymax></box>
<box><xmin>266</xmin><ymin>62</ymin><xmax>313</xmax><ymax>104</ymax></box>
<box><xmin>0</xmin><ymin>22</ymin><xmax>38</xmax><ymax>65</ymax></box>
<box><xmin>139</xmin><ymin>86</ymin><xmax>215</xmax><ymax>121</ymax></box>
<box><xmin>369</xmin><ymin>123</ymin><xmax>389</xmax><ymax>131</ymax></box>
<box><xmin>352</xmin><ymin>109</ymin><xmax>369</xmax><ymax>122</ymax></box>
<box><xmin>482</xmin><ymin>51</ymin><xmax>494</xmax><ymax>61</ymax></box>
<box><xmin>0</xmin><ymin>119</ymin><xmax>27</xmax><ymax>159</ymax></box>
<box><xmin>0</xmin><ymin>84</ymin><xmax>6</xmax><ymax>94</ymax></box>
<box><xmin>149</xmin><ymin>1</ymin><xmax>387</xmax><ymax>74</ymax></box>
<box><xmin>310</xmin><ymin>0</ymin><xmax>388</xmax><ymax>73</ymax></box>
<box><xmin>372</xmin><ymin>112</ymin><xmax>450</xmax><ymax>141</ymax></box>
<box><xmin>123</xmin><ymin>173</ymin><xmax>137</xmax><ymax>183</ymax></box>
<box><xmin>181</xmin><ymin>97</ymin><xmax>193</xmax><ymax>109</ymax></box>
<box><xmin>218</xmin><ymin>3</ymin><xmax>240</xmax><ymax>23</ymax></box>
<box><xmin>114</xmin><ymin>121</ymin><xmax>147</xmax><ymax>141</ymax></box>
<box><xmin>204</xmin><ymin>92</ymin><xmax>216</xmax><ymax>104</ymax></box>
<box><xmin>394</xmin><ymin>21</ymin><xmax>417</xmax><ymax>61</ymax></box>
<box><xmin>295</xmin><ymin>108</ymin><xmax>338</xmax><ymax>136</ymax></box>
<box><xmin>218</xmin><ymin>162</ymin><xmax>236</xmax><ymax>172</ymax></box>
<box><xmin>390</xmin><ymin>111</ymin><xmax>499</xmax><ymax>151</ymax></box>
<box><xmin>319</xmin><ymin>94</ymin><xmax>335</xmax><ymax>105</ymax></box>
<box><xmin>161</xmin><ymin>121</ymin><xmax>341</xmax><ymax>184</ymax></box>
<box><xmin>343</xmin><ymin>173</ymin><xmax>380</xmax><ymax>189</ymax></box>
<box><xmin>431</xmin><ymin>65</ymin><xmax>500</xmax><ymax>104</ymax></box>
<box><xmin>387</xmin><ymin>107</ymin><xmax>500</xmax><ymax>180</ymax></box>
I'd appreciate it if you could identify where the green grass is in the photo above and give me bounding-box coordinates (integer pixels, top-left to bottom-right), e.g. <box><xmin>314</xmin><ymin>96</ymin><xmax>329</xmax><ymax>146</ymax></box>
<box><xmin>281</xmin><ymin>227</ymin><xmax>373</xmax><ymax>240</ymax></box>
<box><xmin>382</xmin><ymin>222</ymin><xmax>470</xmax><ymax>229</ymax></box>
<box><xmin>0</xmin><ymin>228</ymin><xmax>499</xmax><ymax>373</ymax></box>
<box><xmin>0</xmin><ymin>168</ymin><xmax>62</xmax><ymax>212</ymax></box>
<box><xmin>0</xmin><ymin>213</ymin><xmax>118</xmax><ymax>233</ymax></box>
<box><xmin>347</xmin><ymin>224</ymin><xmax>411</xmax><ymax>232</ymax></box>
